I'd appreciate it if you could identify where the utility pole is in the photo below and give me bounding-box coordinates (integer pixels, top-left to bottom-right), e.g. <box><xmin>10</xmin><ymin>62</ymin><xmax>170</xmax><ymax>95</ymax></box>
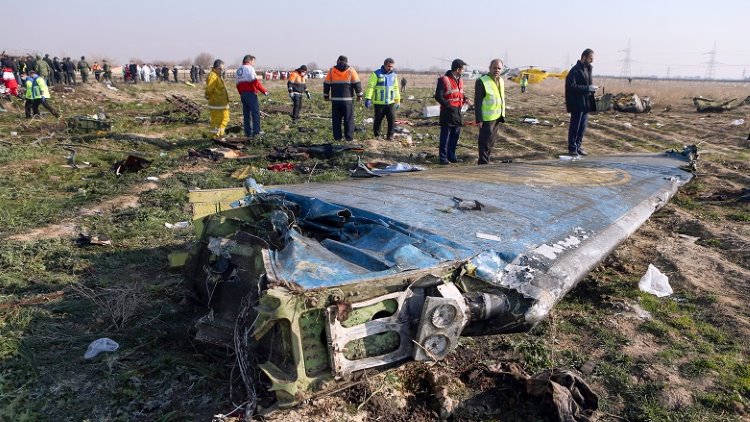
<box><xmin>666</xmin><ymin>66</ymin><xmax>671</xmax><ymax>79</ymax></box>
<box><xmin>619</xmin><ymin>39</ymin><xmax>632</xmax><ymax>79</ymax></box>
<box><xmin>703</xmin><ymin>41</ymin><xmax>717</xmax><ymax>80</ymax></box>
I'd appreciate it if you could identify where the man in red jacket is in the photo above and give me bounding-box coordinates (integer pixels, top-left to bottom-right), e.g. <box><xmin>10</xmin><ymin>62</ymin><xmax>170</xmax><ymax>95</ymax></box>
<box><xmin>236</xmin><ymin>54</ymin><xmax>269</xmax><ymax>137</ymax></box>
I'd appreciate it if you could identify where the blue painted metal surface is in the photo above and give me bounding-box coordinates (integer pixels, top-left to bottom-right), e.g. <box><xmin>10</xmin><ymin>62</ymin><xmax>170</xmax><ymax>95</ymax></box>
<box><xmin>265</xmin><ymin>151</ymin><xmax>693</xmax><ymax>294</ymax></box>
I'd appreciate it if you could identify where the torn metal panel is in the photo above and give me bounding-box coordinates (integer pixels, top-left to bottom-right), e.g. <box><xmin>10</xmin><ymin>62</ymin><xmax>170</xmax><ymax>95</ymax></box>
<box><xmin>182</xmin><ymin>147</ymin><xmax>696</xmax><ymax>410</ymax></box>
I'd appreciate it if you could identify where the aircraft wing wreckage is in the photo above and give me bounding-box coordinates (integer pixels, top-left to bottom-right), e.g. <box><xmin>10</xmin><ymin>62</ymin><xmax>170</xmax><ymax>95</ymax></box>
<box><xmin>177</xmin><ymin>147</ymin><xmax>697</xmax><ymax>413</ymax></box>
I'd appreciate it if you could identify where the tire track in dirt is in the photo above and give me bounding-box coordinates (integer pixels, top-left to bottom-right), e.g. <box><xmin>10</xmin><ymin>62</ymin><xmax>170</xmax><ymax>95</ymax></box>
<box><xmin>587</xmin><ymin>121</ymin><xmax>675</xmax><ymax>151</ymax></box>
<box><xmin>503</xmin><ymin>125</ymin><xmax>559</xmax><ymax>154</ymax></box>
<box><xmin>7</xmin><ymin>163</ymin><xmax>210</xmax><ymax>242</ymax></box>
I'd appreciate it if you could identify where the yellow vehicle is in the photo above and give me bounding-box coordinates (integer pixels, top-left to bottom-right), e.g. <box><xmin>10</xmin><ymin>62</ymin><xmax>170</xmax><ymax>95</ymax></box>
<box><xmin>506</xmin><ymin>66</ymin><xmax>568</xmax><ymax>84</ymax></box>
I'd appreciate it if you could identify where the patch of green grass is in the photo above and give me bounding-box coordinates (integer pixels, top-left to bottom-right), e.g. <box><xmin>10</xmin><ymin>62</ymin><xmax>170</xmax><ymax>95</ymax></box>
<box><xmin>728</xmin><ymin>212</ymin><xmax>750</xmax><ymax>222</ymax></box>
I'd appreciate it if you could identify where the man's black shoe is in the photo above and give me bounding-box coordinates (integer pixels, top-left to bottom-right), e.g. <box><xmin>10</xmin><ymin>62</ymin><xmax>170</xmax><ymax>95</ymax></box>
<box><xmin>439</xmin><ymin>160</ymin><xmax>450</xmax><ymax>165</ymax></box>
<box><xmin>449</xmin><ymin>159</ymin><xmax>462</xmax><ymax>163</ymax></box>
<box><xmin>568</xmin><ymin>150</ymin><xmax>579</xmax><ymax>156</ymax></box>
<box><xmin>577</xmin><ymin>148</ymin><xmax>588</xmax><ymax>156</ymax></box>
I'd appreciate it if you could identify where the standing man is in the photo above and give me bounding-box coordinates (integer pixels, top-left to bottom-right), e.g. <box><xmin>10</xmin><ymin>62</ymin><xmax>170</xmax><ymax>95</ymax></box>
<box><xmin>35</xmin><ymin>56</ymin><xmax>51</xmax><ymax>87</ymax></box>
<box><xmin>364</xmin><ymin>58</ymin><xmax>401</xmax><ymax>140</ymax></box>
<box><xmin>102</xmin><ymin>60</ymin><xmax>112</xmax><ymax>83</ymax></box>
<box><xmin>565</xmin><ymin>48</ymin><xmax>597</xmax><ymax>156</ymax></box>
<box><xmin>43</xmin><ymin>54</ymin><xmax>54</xmax><ymax>86</ymax></box>
<box><xmin>520</xmin><ymin>74</ymin><xmax>529</xmax><ymax>93</ymax></box>
<box><xmin>474</xmin><ymin>59</ymin><xmax>506</xmax><ymax>165</ymax></box>
<box><xmin>236</xmin><ymin>54</ymin><xmax>269</xmax><ymax>137</ymax></box>
<box><xmin>172</xmin><ymin>65</ymin><xmax>178</xmax><ymax>83</ymax></box>
<box><xmin>65</xmin><ymin>58</ymin><xmax>77</xmax><ymax>85</ymax></box>
<box><xmin>400</xmin><ymin>76</ymin><xmax>407</xmax><ymax>93</ymax></box>
<box><xmin>434</xmin><ymin>59</ymin><xmax>471</xmax><ymax>164</ymax></box>
<box><xmin>52</xmin><ymin>57</ymin><xmax>63</xmax><ymax>85</ymax></box>
<box><xmin>22</xmin><ymin>70</ymin><xmax>59</xmax><ymax>118</ymax></box>
<box><xmin>323</xmin><ymin>55</ymin><xmax>363</xmax><ymax>142</ymax></box>
<box><xmin>205</xmin><ymin>59</ymin><xmax>229</xmax><ymax>140</ymax></box>
<box><xmin>92</xmin><ymin>61</ymin><xmax>102</xmax><ymax>81</ymax></box>
<box><xmin>78</xmin><ymin>56</ymin><xmax>91</xmax><ymax>83</ymax></box>
<box><xmin>287</xmin><ymin>64</ymin><xmax>310</xmax><ymax>122</ymax></box>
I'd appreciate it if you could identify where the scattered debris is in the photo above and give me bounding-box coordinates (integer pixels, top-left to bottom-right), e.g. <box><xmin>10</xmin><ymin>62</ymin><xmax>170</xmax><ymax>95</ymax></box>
<box><xmin>638</xmin><ymin>264</ymin><xmax>672</xmax><ymax>297</ymax></box>
<box><xmin>268</xmin><ymin>143</ymin><xmax>364</xmax><ymax>161</ymax></box>
<box><xmin>75</xmin><ymin>233</ymin><xmax>112</xmax><ymax>247</ymax></box>
<box><xmin>350</xmin><ymin>159</ymin><xmax>425</xmax><ymax>177</ymax></box>
<box><xmin>84</xmin><ymin>338</ymin><xmax>119</xmax><ymax>359</ymax></box>
<box><xmin>421</xmin><ymin>105</ymin><xmax>440</xmax><ymax>118</ymax></box>
<box><xmin>267</xmin><ymin>162</ymin><xmax>295</xmax><ymax>172</ymax></box>
<box><xmin>693</xmin><ymin>95</ymin><xmax>750</xmax><ymax>113</ymax></box>
<box><xmin>66</xmin><ymin>115</ymin><xmax>112</xmax><ymax>133</ymax></box>
<box><xmin>146</xmin><ymin>176</ymin><xmax>159</xmax><ymax>182</ymax></box>
<box><xmin>597</xmin><ymin>93</ymin><xmax>651</xmax><ymax>113</ymax></box>
<box><xmin>139</xmin><ymin>94</ymin><xmax>202</xmax><ymax>123</ymax></box>
<box><xmin>0</xmin><ymin>291</ymin><xmax>64</xmax><ymax>310</ymax></box>
<box><xmin>165</xmin><ymin>221</ymin><xmax>190</xmax><ymax>229</ymax></box>
<box><xmin>730</xmin><ymin>118</ymin><xmax>745</xmax><ymax>126</ymax></box>
<box><xmin>111</xmin><ymin>155</ymin><xmax>152</xmax><ymax>175</ymax></box>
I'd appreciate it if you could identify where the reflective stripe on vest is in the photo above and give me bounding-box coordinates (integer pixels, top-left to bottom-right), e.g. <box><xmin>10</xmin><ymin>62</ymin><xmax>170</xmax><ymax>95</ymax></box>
<box><xmin>441</xmin><ymin>75</ymin><xmax>463</xmax><ymax>107</ymax></box>
<box><xmin>480</xmin><ymin>75</ymin><xmax>504</xmax><ymax>121</ymax></box>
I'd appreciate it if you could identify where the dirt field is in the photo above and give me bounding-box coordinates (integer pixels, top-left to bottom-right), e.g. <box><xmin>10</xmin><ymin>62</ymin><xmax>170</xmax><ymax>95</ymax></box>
<box><xmin>0</xmin><ymin>74</ymin><xmax>748</xmax><ymax>421</ymax></box>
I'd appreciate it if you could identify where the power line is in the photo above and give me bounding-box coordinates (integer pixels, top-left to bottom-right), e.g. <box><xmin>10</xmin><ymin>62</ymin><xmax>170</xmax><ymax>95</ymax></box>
<box><xmin>703</xmin><ymin>41</ymin><xmax>717</xmax><ymax>80</ymax></box>
<box><xmin>619</xmin><ymin>39</ymin><xmax>632</xmax><ymax>78</ymax></box>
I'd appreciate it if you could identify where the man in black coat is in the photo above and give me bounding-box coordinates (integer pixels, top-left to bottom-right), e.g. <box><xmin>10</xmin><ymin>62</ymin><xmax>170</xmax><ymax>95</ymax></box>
<box><xmin>564</xmin><ymin>48</ymin><xmax>597</xmax><ymax>156</ymax></box>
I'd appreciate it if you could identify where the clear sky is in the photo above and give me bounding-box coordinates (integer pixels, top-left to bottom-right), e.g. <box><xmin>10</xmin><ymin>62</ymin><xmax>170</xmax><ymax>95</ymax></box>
<box><xmin>5</xmin><ymin>0</ymin><xmax>750</xmax><ymax>79</ymax></box>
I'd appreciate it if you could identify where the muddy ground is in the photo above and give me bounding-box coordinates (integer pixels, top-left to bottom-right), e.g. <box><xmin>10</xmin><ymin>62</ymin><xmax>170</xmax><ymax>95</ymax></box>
<box><xmin>0</xmin><ymin>74</ymin><xmax>748</xmax><ymax>421</ymax></box>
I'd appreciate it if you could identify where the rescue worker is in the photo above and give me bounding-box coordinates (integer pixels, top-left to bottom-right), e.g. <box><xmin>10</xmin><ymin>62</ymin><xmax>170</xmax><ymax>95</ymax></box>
<box><xmin>474</xmin><ymin>59</ymin><xmax>506</xmax><ymax>165</ymax></box>
<box><xmin>323</xmin><ymin>55</ymin><xmax>363</xmax><ymax>142</ymax></box>
<box><xmin>102</xmin><ymin>60</ymin><xmax>112</xmax><ymax>83</ymax></box>
<box><xmin>35</xmin><ymin>56</ymin><xmax>51</xmax><ymax>86</ymax></box>
<box><xmin>434</xmin><ymin>59</ymin><xmax>471</xmax><ymax>164</ymax></box>
<box><xmin>364</xmin><ymin>58</ymin><xmax>401</xmax><ymax>140</ymax></box>
<box><xmin>520</xmin><ymin>74</ymin><xmax>529</xmax><ymax>93</ymax></box>
<box><xmin>400</xmin><ymin>76</ymin><xmax>407</xmax><ymax>93</ymax></box>
<box><xmin>565</xmin><ymin>48</ymin><xmax>596</xmax><ymax>156</ymax></box>
<box><xmin>287</xmin><ymin>65</ymin><xmax>310</xmax><ymax>122</ymax></box>
<box><xmin>236</xmin><ymin>54</ymin><xmax>269</xmax><ymax>137</ymax></box>
<box><xmin>172</xmin><ymin>65</ymin><xmax>178</xmax><ymax>83</ymax></box>
<box><xmin>52</xmin><ymin>57</ymin><xmax>63</xmax><ymax>85</ymax></box>
<box><xmin>43</xmin><ymin>54</ymin><xmax>54</xmax><ymax>86</ymax></box>
<box><xmin>2</xmin><ymin>65</ymin><xmax>19</xmax><ymax>96</ymax></box>
<box><xmin>22</xmin><ymin>70</ymin><xmax>59</xmax><ymax>118</ymax></box>
<box><xmin>205</xmin><ymin>59</ymin><xmax>229</xmax><ymax>140</ymax></box>
<box><xmin>65</xmin><ymin>58</ymin><xmax>76</xmax><ymax>85</ymax></box>
<box><xmin>78</xmin><ymin>56</ymin><xmax>91</xmax><ymax>83</ymax></box>
<box><xmin>92</xmin><ymin>62</ymin><xmax>102</xmax><ymax>81</ymax></box>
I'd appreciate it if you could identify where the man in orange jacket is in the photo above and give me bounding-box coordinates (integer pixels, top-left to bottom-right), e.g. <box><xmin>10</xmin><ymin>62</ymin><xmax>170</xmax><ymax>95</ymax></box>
<box><xmin>323</xmin><ymin>55</ymin><xmax>362</xmax><ymax>142</ymax></box>
<box><xmin>287</xmin><ymin>65</ymin><xmax>310</xmax><ymax>122</ymax></box>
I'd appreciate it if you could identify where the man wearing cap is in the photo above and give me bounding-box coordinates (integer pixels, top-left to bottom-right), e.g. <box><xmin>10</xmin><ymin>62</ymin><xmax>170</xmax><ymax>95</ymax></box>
<box><xmin>474</xmin><ymin>59</ymin><xmax>506</xmax><ymax>165</ymax></box>
<box><xmin>78</xmin><ymin>56</ymin><xmax>91</xmax><ymax>83</ymax></box>
<box><xmin>434</xmin><ymin>59</ymin><xmax>471</xmax><ymax>164</ymax></box>
<box><xmin>324</xmin><ymin>55</ymin><xmax>363</xmax><ymax>142</ymax></box>
<box><xmin>287</xmin><ymin>65</ymin><xmax>310</xmax><ymax>122</ymax></box>
<box><xmin>364</xmin><ymin>57</ymin><xmax>401</xmax><ymax>140</ymax></box>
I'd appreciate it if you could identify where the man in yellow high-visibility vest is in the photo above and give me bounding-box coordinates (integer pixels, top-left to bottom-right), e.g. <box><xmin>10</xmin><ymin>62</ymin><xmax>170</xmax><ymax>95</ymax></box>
<box><xmin>473</xmin><ymin>59</ymin><xmax>506</xmax><ymax>165</ymax></box>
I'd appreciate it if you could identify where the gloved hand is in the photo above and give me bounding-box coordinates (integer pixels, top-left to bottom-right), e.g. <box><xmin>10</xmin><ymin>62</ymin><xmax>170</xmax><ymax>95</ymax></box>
<box><xmin>364</xmin><ymin>99</ymin><xmax>372</xmax><ymax>109</ymax></box>
<box><xmin>499</xmin><ymin>116</ymin><xmax>505</xmax><ymax>123</ymax></box>
<box><xmin>395</xmin><ymin>103</ymin><xmax>400</xmax><ymax>110</ymax></box>
<box><xmin>305</xmin><ymin>91</ymin><xmax>311</xmax><ymax>100</ymax></box>
<box><xmin>324</xmin><ymin>94</ymin><xmax>330</xmax><ymax>101</ymax></box>
<box><xmin>356</xmin><ymin>95</ymin><xmax>362</xmax><ymax>102</ymax></box>
<box><xmin>263</xmin><ymin>92</ymin><xmax>269</xmax><ymax>96</ymax></box>
<box><xmin>289</xmin><ymin>92</ymin><xmax>294</xmax><ymax>100</ymax></box>
<box><xmin>588</xmin><ymin>85</ymin><xmax>598</xmax><ymax>92</ymax></box>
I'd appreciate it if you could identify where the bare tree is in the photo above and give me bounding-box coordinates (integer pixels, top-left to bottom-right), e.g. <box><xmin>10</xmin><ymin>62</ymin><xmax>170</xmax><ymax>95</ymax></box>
<box><xmin>194</xmin><ymin>52</ymin><xmax>214</xmax><ymax>69</ymax></box>
<box><xmin>306</xmin><ymin>61</ymin><xmax>318</xmax><ymax>71</ymax></box>
<box><xmin>178</xmin><ymin>57</ymin><xmax>192</xmax><ymax>67</ymax></box>
<box><xmin>129</xmin><ymin>57</ymin><xmax>144</xmax><ymax>65</ymax></box>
